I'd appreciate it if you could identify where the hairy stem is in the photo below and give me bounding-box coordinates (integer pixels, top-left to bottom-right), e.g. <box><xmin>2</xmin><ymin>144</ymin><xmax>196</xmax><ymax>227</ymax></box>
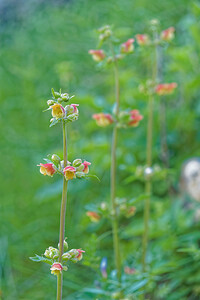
<box><xmin>57</xmin><ymin>121</ymin><xmax>68</xmax><ymax>300</ymax></box>
<box><xmin>110</xmin><ymin>41</ymin><xmax>121</xmax><ymax>282</ymax></box>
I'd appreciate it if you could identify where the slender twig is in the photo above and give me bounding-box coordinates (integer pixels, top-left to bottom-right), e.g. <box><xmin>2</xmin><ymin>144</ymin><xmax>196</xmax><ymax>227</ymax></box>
<box><xmin>109</xmin><ymin>41</ymin><xmax>121</xmax><ymax>282</ymax></box>
<box><xmin>57</xmin><ymin>121</ymin><xmax>68</xmax><ymax>300</ymax></box>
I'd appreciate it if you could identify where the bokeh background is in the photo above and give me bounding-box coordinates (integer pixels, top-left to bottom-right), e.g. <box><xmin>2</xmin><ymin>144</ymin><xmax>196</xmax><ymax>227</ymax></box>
<box><xmin>1</xmin><ymin>0</ymin><xmax>200</xmax><ymax>299</ymax></box>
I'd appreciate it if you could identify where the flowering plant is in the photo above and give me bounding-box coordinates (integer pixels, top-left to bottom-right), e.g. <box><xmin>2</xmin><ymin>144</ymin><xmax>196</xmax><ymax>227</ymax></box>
<box><xmin>30</xmin><ymin>89</ymin><xmax>97</xmax><ymax>300</ymax></box>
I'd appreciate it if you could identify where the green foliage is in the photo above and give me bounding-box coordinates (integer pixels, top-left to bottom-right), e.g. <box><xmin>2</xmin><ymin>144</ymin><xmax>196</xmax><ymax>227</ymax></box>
<box><xmin>1</xmin><ymin>0</ymin><xmax>200</xmax><ymax>299</ymax></box>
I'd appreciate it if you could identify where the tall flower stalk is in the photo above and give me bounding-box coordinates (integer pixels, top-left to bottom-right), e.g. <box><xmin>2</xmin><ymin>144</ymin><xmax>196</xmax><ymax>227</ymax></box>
<box><xmin>30</xmin><ymin>89</ymin><xmax>95</xmax><ymax>299</ymax></box>
<box><xmin>89</xmin><ymin>26</ymin><xmax>143</xmax><ymax>293</ymax></box>
<box><xmin>109</xmin><ymin>40</ymin><xmax>121</xmax><ymax>281</ymax></box>
<box><xmin>136</xmin><ymin>22</ymin><xmax>177</xmax><ymax>276</ymax></box>
<box><xmin>141</xmin><ymin>24</ymin><xmax>159</xmax><ymax>273</ymax></box>
<box><xmin>57</xmin><ymin>121</ymin><xmax>68</xmax><ymax>300</ymax></box>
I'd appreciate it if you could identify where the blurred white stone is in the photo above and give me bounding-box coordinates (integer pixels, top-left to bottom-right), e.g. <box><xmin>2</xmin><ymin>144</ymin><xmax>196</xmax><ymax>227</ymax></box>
<box><xmin>181</xmin><ymin>158</ymin><xmax>200</xmax><ymax>202</ymax></box>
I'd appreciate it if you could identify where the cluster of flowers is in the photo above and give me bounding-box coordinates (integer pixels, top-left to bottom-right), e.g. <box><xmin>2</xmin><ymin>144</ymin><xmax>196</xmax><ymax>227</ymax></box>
<box><xmin>88</xmin><ymin>25</ymin><xmax>135</xmax><ymax>64</ymax></box>
<box><xmin>155</xmin><ymin>82</ymin><xmax>177</xmax><ymax>95</ymax></box>
<box><xmin>86</xmin><ymin>198</ymin><xmax>136</xmax><ymax>222</ymax></box>
<box><xmin>88</xmin><ymin>26</ymin><xmax>175</xmax><ymax>64</ymax></box>
<box><xmin>46</xmin><ymin>89</ymin><xmax>79</xmax><ymax>127</ymax></box>
<box><xmin>44</xmin><ymin>240</ymin><xmax>85</xmax><ymax>276</ymax></box>
<box><xmin>38</xmin><ymin>156</ymin><xmax>91</xmax><ymax>181</ymax></box>
<box><xmin>136</xmin><ymin>26</ymin><xmax>175</xmax><ymax>46</ymax></box>
<box><xmin>92</xmin><ymin>110</ymin><xmax>143</xmax><ymax>128</ymax></box>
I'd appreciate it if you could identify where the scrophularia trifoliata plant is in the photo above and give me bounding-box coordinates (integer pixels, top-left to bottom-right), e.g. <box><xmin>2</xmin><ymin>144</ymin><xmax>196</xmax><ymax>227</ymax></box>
<box><xmin>135</xmin><ymin>21</ymin><xmax>177</xmax><ymax>294</ymax></box>
<box><xmin>88</xmin><ymin>25</ymin><xmax>143</xmax><ymax>298</ymax></box>
<box><xmin>30</xmin><ymin>89</ymin><xmax>96</xmax><ymax>300</ymax></box>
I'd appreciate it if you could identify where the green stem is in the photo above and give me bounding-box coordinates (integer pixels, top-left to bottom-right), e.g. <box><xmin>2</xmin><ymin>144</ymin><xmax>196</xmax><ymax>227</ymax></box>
<box><xmin>109</xmin><ymin>41</ymin><xmax>121</xmax><ymax>282</ymax></box>
<box><xmin>141</xmin><ymin>33</ymin><xmax>158</xmax><ymax>274</ymax></box>
<box><xmin>57</xmin><ymin>121</ymin><xmax>68</xmax><ymax>300</ymax></box>
<box><xmin>141</xmin><ymin>94</ymin><xmax>154</xmax><ymax>273</ymax></box>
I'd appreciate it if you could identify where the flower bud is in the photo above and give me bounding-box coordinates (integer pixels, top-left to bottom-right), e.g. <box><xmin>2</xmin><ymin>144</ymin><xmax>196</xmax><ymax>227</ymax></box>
<box><xmin>63</xmin><ymin>166</ymin><xmax>76</xmax><ymax>180</ymax></box>
<box><xmin>135</xmin><ymin>34</ymin><xmax>150</xmax><ymax>46</ymax></box>
<box><xmin>47</xmin><ymin>99</ymin><xmax>55</xmax><ymax>106</ymax></box>
<box><xmin>93</xmin><ymin>113</ymin><xmax>114</xmax><ymax>127</ymax></box>
<box><xmin>61</xmin><ymin>93</ymin><xmax>69</xmax><ymax>102</ymax></box>
<box><xmin>62</xmin><ymin>252</ymin><xmax>71</xmax><ymax>261</ymax></box>
<box><xmin>120</xmin><ymin>38</ymin><xmax>135</xmax><ymax>54</ymax></box>
<box><xmin>53</xmin><ymin>91</ymin><xmax>61</xmax><ymax>99</ymax></box>
<box><xmin>51</xmin><ymin>154</ymin><xmax>61</xmax><ymax>164</ymax></box>
<box><xmin>82</xmin><ymin>161</ymin><xmax>91</xmax><ymax>174</ymax></box>
<box><xmin>72</xmin><ymin>159</ymin><xmax>82</xmax><ymax>167</ymax></box>
<box><xmin>128</xmin><ymin>110</ymin><xmax>143</xmax><ymax>127</ymax></box>
<box><xmin>75</xmin><ymin>171</ymin><xmax>85</xmax><ymax>179</ymax></box>
<box><xmin>86</xmin><ymin>211</ymin><xmax>101</xmax><ymax>222</ymax></box>
<box><xmin>51</xmin><ymin>103</ymin><xmax>65</xmax><ymax>119</ymax></box>
<box><xmin>68</xmin><ymin>249</ymin><xmax>85</xmax><ymax>261</ymax></box>
<box><xmin>58</xmin><ymin>239</ymin><xmax>69</xmax><ymax>252</ymax></box>
<box><xmin>161</xmin><ymin>27</ymin><xmax>175</xmax><ymax>42</ymax></box>
<box><xmin>44</xmin><ymin>247</ymin><xmax>59</xmax><ymax>259</ymax></box>
<box><xmin>155</xmin><ymin>83</ymin><xmax>177</xmax><ymax>95</ymax></box>
<box><xmin>37</xmin><ymin>163</ymin><xmax>56</xmax><ymax>177</ymax></box>
<box><xmin>76</xmin><ymin>164</ymin><xmax>84</xmax><ymax>172</ymax></box>
<box><xmin>50</xmin><ymin>262</ymin><xmax>63</xmax><ymax>276</ymax></box>
<box><xmin>65</xmin><ymin>104</ymin><xmax>79</xmax><ymax>116</ymax></box>
<box><xmin>88</xmin><ymin>50</ymin><xmax>106</xmax><ymax>62</ymax></box>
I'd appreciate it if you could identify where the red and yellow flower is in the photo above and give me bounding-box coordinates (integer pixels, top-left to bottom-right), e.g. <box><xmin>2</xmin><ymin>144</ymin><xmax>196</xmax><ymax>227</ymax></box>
<box><xmin>38</xmin><ymin>163</ymin><xmax>56</xmax><ymax>177</ymax></box>
<box><xmin>93</xmin><ymin>113</ymin><xmax>114</xmax><ymax>127</ymax></box>
<box><xmin>128</xmin><ymin>110</ymin><xmax>143</xmax><ymax>127</ymax></box>
<box><xmin>155</xmin><ymin>83</ymin><xmax>177</xmax><ymax>95</ymax></box>
<box><xmin>135</xmin><ymin>34</ymin><xmax>150</xmax><ymax>46</ymax></box>
<box><xmin>120</xmin><ymin>38</ymin><xmax>135</xmax><ymax>54</ymax></box>
<box><xmin>50</xmin><ymin>262</ymin><xmax>63</xmax><ymax>276</ymax></box>
<box><xmin>82</xmin><ymin>161</ymin><xmax>91</xmax><ymax>174</ymax></box>
<box><xmin>63</xmin><ymin>166</ymin><xmax>76</xmax><ymax>180</ymax></box>
<box><xmin>88</xmin><ymin>50</ymin><xmax>106</xmax><ymax>62</ymax></box>
<box><xmin>76</xmin><ymin>249</ymin><xmax>85</xmax><ymax>261</ymax></box>
<box><xmin>86</xmin><ymin>211</ymin><xmax>101</xmax><ymax>222</ymax></box>
<box><xmin>160</xmin><ymin>27</ymin><xmax>175</xmax><ymax>41</ymax></box>
<box><xmin>51</xmin><ymin>103</ymin><xmax>65</xmax><ymax>119</ymax></box>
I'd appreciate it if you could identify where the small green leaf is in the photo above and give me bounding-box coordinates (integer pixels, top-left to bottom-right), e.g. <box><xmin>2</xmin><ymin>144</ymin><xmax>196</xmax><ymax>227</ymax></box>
<box><xmin>29</xmin><ymin>254</ymin><xmax>52</xmax><ymax>265</ymax></box>
<box><xmin>49</xmin><ymin>118</ymin><xmax>60</xmax><ymax>127</ymax></box>
<box><xmin>85</xmin><ymin>174</ymin><xmax>100</xmax><ymax>182</ymax></box>
<box><xmin>51</xmin><ymin>88</ymin><xmax>56</xmax><ymax>98</ymax></box>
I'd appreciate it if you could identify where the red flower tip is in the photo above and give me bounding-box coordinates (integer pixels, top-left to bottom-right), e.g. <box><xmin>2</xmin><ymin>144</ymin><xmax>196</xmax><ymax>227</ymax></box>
<box><xmin>71</xmin><ymin>104</ymin><xmax>79</xmax><ymax>113</ymax></box>
<box><xmin>76</xmin><ymin>249</ymin><xmax>85</xmax><ymax>261</ymax></box>
<box><xmin>83</xmin><ymin>161</ymin><xmax>91</xmax><ymax>174</ymax></box>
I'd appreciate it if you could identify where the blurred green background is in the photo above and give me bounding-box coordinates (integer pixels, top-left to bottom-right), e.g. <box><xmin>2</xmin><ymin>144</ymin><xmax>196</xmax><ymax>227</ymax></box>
<box><xmin>1</xmin><ymin>0</ymin><xmax>200</xmax><ymax>299</ymax></box>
